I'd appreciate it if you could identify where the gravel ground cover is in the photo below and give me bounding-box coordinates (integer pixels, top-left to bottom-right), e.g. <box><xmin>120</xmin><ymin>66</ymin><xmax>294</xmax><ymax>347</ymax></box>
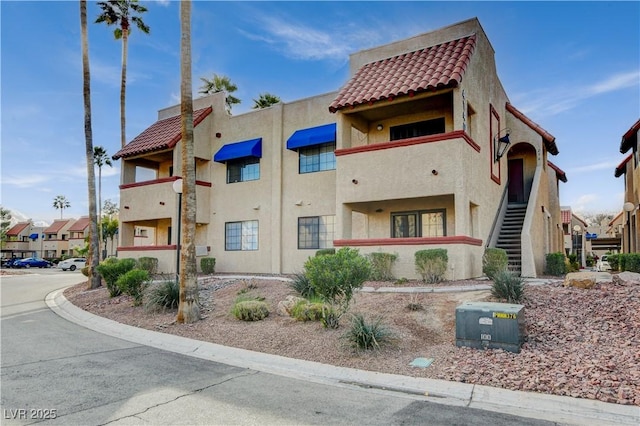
<box><xmin>63</xmin><ymin>275</ymin><xmax>639</xmax><ymax>406</ymax></box>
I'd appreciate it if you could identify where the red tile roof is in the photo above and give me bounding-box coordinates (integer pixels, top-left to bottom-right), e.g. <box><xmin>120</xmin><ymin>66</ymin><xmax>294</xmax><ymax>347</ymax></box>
<box><xmin>68</xmin><ymin>216</ymin><xmax>90</xmax><ymax>232</ymax></box>
<box><xmin>6</xmin><ymin>222</ymin><xmax>30</xmax><ymax>236</ymax></box>
<box><xmin>44</xmin><ymin>219</ymin><xmax>69</xmax><ymax>234</ymax></box>
<box><xmin>329</xmin><ymin>34</ymin><xmax>476</xmax><ymax>113</ymax></box>
<box><xmin>620</xmin><ymin>118</ymin><xmax>640</xmax><ymax>154</ymax></box>
<box><xmin>547</xmin><ymin>161</ymin><xmax>567</xmax><ymax>182</ymax></box>
<box><xmin>615</xmin><ymin>153</ymin><xmax>632</xmax><ymax>178</ymax></box>
<box><xmin>505</xmin><ymin>103</ymin><xmax>558</xmax><ymax>155</ymax></box>
<box><xmin>113</xmin><ymin>106</ymin><xmax>213</xmax><ymax>160</ymax></box>
<box><xmin>561</xmin><ymin>209</ymin><xmax>571</xmax><ymax>224</ymax></box>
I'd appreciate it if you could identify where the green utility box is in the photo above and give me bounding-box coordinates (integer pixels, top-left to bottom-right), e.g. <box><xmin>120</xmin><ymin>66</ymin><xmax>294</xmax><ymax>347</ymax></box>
<box><xmin>455</xmin><ymin>302</ymin><xmax>525</xmax><ymax>353</ymax></box>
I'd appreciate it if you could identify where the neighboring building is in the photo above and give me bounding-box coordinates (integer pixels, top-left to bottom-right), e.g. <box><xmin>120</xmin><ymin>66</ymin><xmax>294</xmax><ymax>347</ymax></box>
<box><xmin>42</xmin><ymin>219</ymin><xmax>72</xmax><ymax>258</ymax></box>
<box><xmin>113</xmin><ymin>18</ymin><xmax>566</xmax><ymax>279</ymax></box>
<box><xmin>3</xmin><ymin>221</ymin><xmax>44</xmax><ymax>259</ymax></box>
<box><xmin>68</xmin><ymin>216</ymin><xmax>90</xmax><ymax>255</ymax></box>
<box><xmin>615</xmin><ymin>118</ymin><xmax>640</xmax><ymax>253</ymax></box>
<box><xmin>561</xmin><ymin>208</ymin><xmax>587</xmax><ymax>267</ymax></box>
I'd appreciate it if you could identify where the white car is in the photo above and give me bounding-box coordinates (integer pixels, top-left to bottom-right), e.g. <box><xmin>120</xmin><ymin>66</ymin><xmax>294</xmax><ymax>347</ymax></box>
<box><xmin>57</xmin><ymin>258</ymin><xmax>86</xmax><ymax>271</ymax></box>
<box><xmin>595</xmin><ymin>255</ymin><xmax>611</xmax><ymax>272</ymax></box>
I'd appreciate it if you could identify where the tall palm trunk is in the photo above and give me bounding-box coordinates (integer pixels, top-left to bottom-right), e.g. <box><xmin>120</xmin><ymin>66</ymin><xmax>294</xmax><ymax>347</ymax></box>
<box><xmin>98</xmin><ymin>167</ymin><xmax>102</xmax><ymax>259</ymax></box>
<box><xmin>80</xmin><ymin>0</ymin><xmax>101</xmax><ymax>289</ymax></box>
<box><xmin>120</xmin><ymin>27</ymin><xmax>128</xmax><ymax>148</ymax></box>
<box><xmin>177</xmin><ymin>0</ymin><xmax>200</xmax><ymax>324</ymax></box>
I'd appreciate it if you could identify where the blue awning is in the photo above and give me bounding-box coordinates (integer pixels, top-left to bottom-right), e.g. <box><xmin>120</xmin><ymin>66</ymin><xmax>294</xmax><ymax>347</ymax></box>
<box><xmin>213</xmin><ymin>138</ymin><xmax>262</xmax><ymax>163</ymax></box>
<box><xmin>29</xmin><ymin>233</ymin><xmax>39</xmax><ymax>240</ymax></box>
<box><xmin>286</xmin><ymin>123</ymin><xmax>336</xmax><ymax>150</ymax></box>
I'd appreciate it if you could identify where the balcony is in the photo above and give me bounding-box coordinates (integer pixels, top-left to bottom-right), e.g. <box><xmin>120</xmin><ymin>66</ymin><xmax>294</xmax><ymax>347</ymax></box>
<box><xmin>119</xmin><ymin>177</ymin><xmax>211</xmax><ymax>224</ymax></box>
<box><xmin>335</xmin><ymin>131</ymin><xmax>480</xmax><ymax>204</ymax></box>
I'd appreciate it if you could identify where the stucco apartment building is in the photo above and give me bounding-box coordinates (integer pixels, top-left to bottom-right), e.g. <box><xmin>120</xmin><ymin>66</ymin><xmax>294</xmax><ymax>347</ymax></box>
<box><xmin>615</xmin><ymin>119</ymin><xmax>640</xmax><ymax>253</ymax></box>
<box><xmin>113</xmin><ymin>18</ymin><xmax>566</xmax><ymax>279</ymax></box>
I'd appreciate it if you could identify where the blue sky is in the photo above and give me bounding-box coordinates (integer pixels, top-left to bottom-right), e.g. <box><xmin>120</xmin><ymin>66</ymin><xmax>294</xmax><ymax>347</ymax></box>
<box><xmin>1</xmin><ymin>1</ymin><xmax>639</xmax><ymax>226</ymax></box>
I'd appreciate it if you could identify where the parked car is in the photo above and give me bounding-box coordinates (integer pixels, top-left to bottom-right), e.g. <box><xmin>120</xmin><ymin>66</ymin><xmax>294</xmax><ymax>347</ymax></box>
<box><xmin>596</xmin><ymin>255</ymin><xmax>611</xmax><ymax>272</ymax></box>
<box><xmin>3</xmin><ymin>258</ymin><xmax>23</xmax><ymax>268</ymax></box>
<box><xmin>57</xmin><ymin>258</ymin><xmax>86</xmax><ymax>271</ymax></box>
<box><xmin>14</xmin><ymin>257</ymin><xmax>52</xmax><ymax>269</ymax></box>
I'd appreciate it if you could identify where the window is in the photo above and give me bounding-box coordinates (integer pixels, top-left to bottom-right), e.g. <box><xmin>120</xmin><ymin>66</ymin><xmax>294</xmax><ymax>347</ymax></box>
<box><xmin>225</xmin><ymin>220</ymin><xmax>258</xmax><ymax>251</ymax></box>
<box><xmin>299</xmin><ymin>142</ymin><xmax>336</xmax><ymax>174</ymax></box>
<box><xmin>227</xmin><ymin>158</ymin><xmax>260</xmax><ymax>183</ymax></box>
<box><xmin>390</xmin><ymin>118</ymin><xmax>445</xmax><ymax>141</ymax></box>
<box><xmin>298</xmin><ymin>215</ymin><xmax>335</xmax><ymax>249</ymax></box>
<box><xmin>391</xmin><ymin>210</ymin><xmax>446</xmax><ymax>238</ymax></box>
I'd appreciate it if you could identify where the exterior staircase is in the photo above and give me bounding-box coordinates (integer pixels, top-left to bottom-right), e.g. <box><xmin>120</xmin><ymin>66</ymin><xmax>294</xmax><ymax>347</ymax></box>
<box><xmin>496</xmin><ymin>203</ymin><xmax>527</xmax><ymax>275</ymax></box>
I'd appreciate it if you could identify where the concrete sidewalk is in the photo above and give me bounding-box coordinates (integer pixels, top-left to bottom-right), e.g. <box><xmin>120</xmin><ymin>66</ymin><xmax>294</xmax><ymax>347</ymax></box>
<box><xmin>46</xmin><ymin>287</ymin><xmax>638</xmax><ymax>426</ymax></box>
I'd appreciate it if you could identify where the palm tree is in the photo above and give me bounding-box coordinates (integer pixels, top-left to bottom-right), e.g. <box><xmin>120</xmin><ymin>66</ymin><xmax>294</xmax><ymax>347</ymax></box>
<box><xmin>198</xmin><ymin>74</ymin><xmax>240</xmax><ymax>113</ymax></box>
<box><xmin>252</xmin><ymin>93</ymin><xmax>281</xmax><ymax>109</ymax></box>
<box><xmin>52</xmin><ymin>195</ymin><xmax>71</xmax><ymax>219</ymax></box>
<box><xmin>177</xmin><ymin>0</ymin><xmax>200</xmax><ymax>324</ymax></box>
<box><xmin>81</xmin><ymin>0</ymin><xmax>101</xmax><ymax>290</ymax></box>
<box><xmin>96</xmin><ymin>0</ymin><xmax>150</xmax><ymax>148</ymax></box>
<box><xmin>0</xmin><ymin>207</ymin><xmax>12</xmax><ymax>254</ymax></box>
<box><xmin>101</xmin><ymin>216</ymin><xmax>119</xmax><ymax>258</ymax></box>
<box><xmin>94</xmin><ymin>145</ymin><xmax>112</xmax><ymax>258</ymax></box>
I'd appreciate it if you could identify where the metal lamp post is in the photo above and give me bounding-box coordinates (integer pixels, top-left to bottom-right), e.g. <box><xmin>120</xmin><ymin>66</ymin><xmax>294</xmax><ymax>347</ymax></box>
<box><xmin>573</xmin><ymin>225</ymin><xmax>581</xmax><ymax>266</ymax></box>
<box><xmin>172</xmin><ymin>178</ymin><xmax>183</xmax><ymax>279</ymax></box>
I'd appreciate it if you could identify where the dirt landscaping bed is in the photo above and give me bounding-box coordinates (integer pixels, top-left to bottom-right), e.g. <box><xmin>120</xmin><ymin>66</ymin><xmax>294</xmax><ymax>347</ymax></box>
<box><xmin>64</xmin><ymin>276</ymin><xmax>640</xmax><ymax>406</ymax></box>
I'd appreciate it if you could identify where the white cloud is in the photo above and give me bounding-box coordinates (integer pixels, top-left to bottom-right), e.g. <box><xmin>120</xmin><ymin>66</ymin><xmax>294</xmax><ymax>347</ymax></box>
<box><xmin>514</xmin><ymin>69</ymin><xmax>640</xmax><ymax>118</ymax></box>
<box><xmin>566</xmin><ymin>159</ymin><xmax>621</xmax><ymax>174</ymax></box>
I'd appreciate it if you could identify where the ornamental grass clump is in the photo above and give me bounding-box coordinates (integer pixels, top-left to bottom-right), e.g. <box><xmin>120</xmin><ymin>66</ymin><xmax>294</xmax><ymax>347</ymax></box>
<box><xmin>289</xmin><ymin>272</ymin><xmax>316</xmax><ymax>299</ymax></box>
<box><xmin>231</xmin><ymin>299</ymin><xmax>269</xmax><ymax>321</ymax></box>
<box><xmin>144</xmin><ymin>279</ymin><xmax>180</xmax><ymax>312</ymax></box>
<box><xmin>342</xmin><ymin>313</ymin><xmax>395</xmax><ymax>351</ymax></box>
<box><xmin>491</xmin><ymin>270</ymin><xmax>525</xmax><ymax>303</ymax></box>
<box><xmin>290</xmin><ymin>298</ymin><xmax>327</xmax><ymax>322</ymax></box>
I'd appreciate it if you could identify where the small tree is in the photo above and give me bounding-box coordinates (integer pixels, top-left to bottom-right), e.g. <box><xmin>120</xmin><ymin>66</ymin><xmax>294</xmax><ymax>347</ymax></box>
<box><xmin>0</xmin><ymin>207</ymin><xmax>12</xmax><ymax>253</ymax></box>
<box><xmin>304</xmin><ymin>247</ymin><xmax>371</xmax><ymax>328</ymax></box>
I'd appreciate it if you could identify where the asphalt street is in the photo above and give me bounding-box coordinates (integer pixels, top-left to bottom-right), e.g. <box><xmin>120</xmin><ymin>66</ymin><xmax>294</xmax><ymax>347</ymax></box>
<box><xmin>1</xmin><ymin>269</ymin><xmax>557</xmax><ymax>425</ymax></box>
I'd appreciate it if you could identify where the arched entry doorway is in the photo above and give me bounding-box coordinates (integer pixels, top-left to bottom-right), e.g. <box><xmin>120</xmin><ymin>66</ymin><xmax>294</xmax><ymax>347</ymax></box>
<box><xmin>506</xmin><ymin>143</ymin><xmax>537</xmax><ymax>204</ymax></box>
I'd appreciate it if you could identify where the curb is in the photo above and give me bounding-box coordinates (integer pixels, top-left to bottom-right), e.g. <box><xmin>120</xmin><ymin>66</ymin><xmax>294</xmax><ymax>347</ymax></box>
<box><xmin>46</xmin><ymin>288</ymin><xmax>639</xmax><ymax>426</ymax></box>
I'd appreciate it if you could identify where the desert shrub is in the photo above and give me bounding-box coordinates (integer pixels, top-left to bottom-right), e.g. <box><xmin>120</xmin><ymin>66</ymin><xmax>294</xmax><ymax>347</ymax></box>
<box><xmin>342</xmin><ymin>313</ymin><xmax>394</xmax><ymax>351</ymax></box>
<box><xmin>289</xmin><ymin>272</ymin><xmax>315</xmax><ymax>298</ymax></box>
<box><xmin>607</xmin><ymin>253</ymin><xmax>620</xmax><ymax>271</ymax></box>
<box><xmin>231</xmin><ymin>300</ymin><xmax>269</xmax><ymax>321</ymax></box>
<box><xmin>116</xmin><ymin>269</ymin><xmax>150</xmax><ymax>306</ymax></box>
<box><xmin>304</xmin><ymin>247</ymin><xmax>371</xmax><ymax>328</ymax></box>
<box><xmin>201</xmin><ymin>257</ymin><xmax>216</xmax><ymax>275</ymax></box>
<box><xmin>482</xmin><ymin>248</ymin><xmax>508</xmax><ymax>280</ymax></box>
<box><xmin>315</xmin><ymin>248</ymin><xmax>336</xmax><ymax>256</ymax></box>
<box><xmin>136</xmin><ymin>257</ymin><xmax>158</xmax><ymax>275</ymax></box>
<box><xmin>96</xmin><ymin>257</ymin><xmax>137</xmax><ymax>297</ymax></box>
<box><xmin>491</xmin><ymin>270</ymin><xmax>525</xmax><ymax>303</ymax></box>
<box><xmin>81</xmin><ymin>266</ymin><xmax>90</xmax><ymax>277</ymax></box>
<box><xmin>415</xmin><ymin>249</ymin><xmax>448</xmax><ymax>283</ymax></box>
<box><xmin>290</xmin><ymin>299</ymin><xmax>327</xmax><ymax>322</ymax></box>
<box><xmin>406</xmin><ymin>293</ymin><xmax>423</xmax><ymax>311</ymax></box>
<box><xmin>394</xmin><ymin>277</ymin><xmax>409</xmax><ymax>285</ymax></box>
<box><xmin>145</xmin><ymin>279</ymin><xmax>180</xmax><ymax>312</ymax></box>
<box><xmin>368</xmin><ymin>252</ymin><xmax>397</xmax><ymax>281</ymax></box>
<box><xmin>544</xmin><ymin>252</ymin><xmax>566</xmax><ymax>276</ymax></box>
<box><xmin>620</xmin><ymin>253</ymin><xmax>640</xmax><ymax>272</ymax></box>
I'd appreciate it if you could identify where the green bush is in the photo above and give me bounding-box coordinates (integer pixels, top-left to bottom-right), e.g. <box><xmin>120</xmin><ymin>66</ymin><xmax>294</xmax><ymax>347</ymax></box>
<box><xmin>201</xmin><ymin>257</ymin><xmax>216</xmax><ymax>275</ymax></box>
<box><xmin>289</xmin><ymin>272</ymin><xmax>315</xmax><ymax>298</ymax></box>
<box><xmin>145</xmin><ymin>279</ymin><xmax>180</xmax><ymax>312</ymax></box>
<box><xmin>231</xmin><ymin>300</ymin><xmax>269</xmax><ymax>321</ymax></box>
<box><xmin>368</xmin><ymin>252</ymin><xmax>397</xmax><ymax>281</ymax></box>
<box><xmin>342</xmin><ymin>313</ymin><xmax>394</xmax><ymax>351</ymax></box>
<box><xmin>137</xmin><ymin>257</ymin><xmax>158</xmax><ymax>275</ymax></box>
<box><xmin>482</xmin><ymin>248</ymin><xmax>508</xmax><ymax>280</ymax></box>
<box><xmin>544</xmin><ymin>252</ymin><xmax>566</xmax><ymax>276</ymax></box>
<box><xmin>315</xmin><ymin>248</ymin><xmax>336</xmax><ymax>256</ymax></box>
<box><xmin>620</xmin><ymin>253</ymin><xmax>640</xmax><ymax>272</ymax></box>
<box><xmin>116</xmin><ymin>269</ymin><xmax>150</xmax><ymax>306</ymax></box>
<box><xmin>415</xmin><ymin>249</ymin><xmax>448</xmax><ymax>283</ymax></box>
<box><xmin>491</xmin><ymin>270</ymin><xmax>525</xmax><ymax>303</ymax></box>
<box><xmin>607</xmin><ymin>253</ymin><xmax>620</xmax><ymax>271</ymax></box>
<box><xmin>290</xmin><ymin>299</ymin><xmax>326</xmax><ymax>322</ymax></box>
<box><xmin>304</xmin><ymin>247</ymin><xmax>371</xmax><ymax>328</ymax></box>
<box><xmin>96</xmin><ymin>257</ymin><xmax>137</xmax><ymax>297</ymax></box>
